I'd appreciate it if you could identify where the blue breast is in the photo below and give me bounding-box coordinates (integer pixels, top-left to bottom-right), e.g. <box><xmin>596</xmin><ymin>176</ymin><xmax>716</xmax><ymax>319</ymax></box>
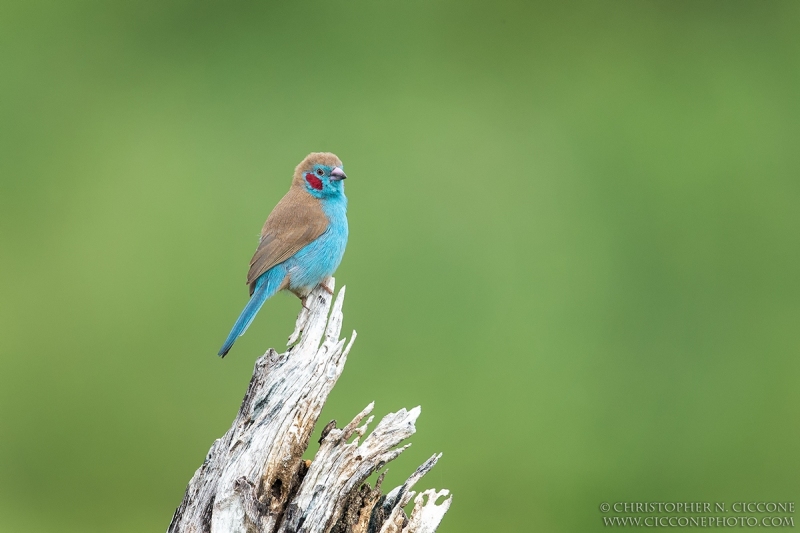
<box><xmin>285</xmin><ymin>194</ymin><xmax>348</xmax><ymax>292</ymax></box>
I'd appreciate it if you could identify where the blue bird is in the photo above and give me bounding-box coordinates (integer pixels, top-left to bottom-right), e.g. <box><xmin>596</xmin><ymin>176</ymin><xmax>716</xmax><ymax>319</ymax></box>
<box><xmin>218</xmin><ymin>152</ymin><xmax>348</xmax><ymax>357</ymax></box>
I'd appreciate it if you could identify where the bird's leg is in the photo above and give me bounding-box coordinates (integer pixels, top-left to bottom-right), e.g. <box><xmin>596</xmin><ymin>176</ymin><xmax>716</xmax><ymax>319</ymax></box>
<box><xmin>300</xmin><ymin>295</ymin><xmax>310</xmax><ymax>311</ymax></box>
<box><xmin>319</xmin><ymin>278</ymin><xmax>334</xmax><ymax>295</ymax></box>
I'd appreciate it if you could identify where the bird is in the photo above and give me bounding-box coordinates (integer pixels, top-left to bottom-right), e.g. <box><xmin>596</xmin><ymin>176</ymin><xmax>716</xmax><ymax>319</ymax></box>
<box><xmin>218</xmin><ymin>152</ymin><xmax>348</xmax><ymax>357</ymax></box>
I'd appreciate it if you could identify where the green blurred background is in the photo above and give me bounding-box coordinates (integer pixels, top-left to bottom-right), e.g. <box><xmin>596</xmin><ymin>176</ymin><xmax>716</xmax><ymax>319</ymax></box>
<box><xmin>1</xmin><ymin>1</ymin><xmax>799</xmax><ymax>531</ymax></box>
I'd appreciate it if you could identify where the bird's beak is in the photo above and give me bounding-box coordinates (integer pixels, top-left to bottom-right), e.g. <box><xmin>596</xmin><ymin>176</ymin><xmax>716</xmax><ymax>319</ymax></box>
<box><xmin>330</xmin><ymin>167</ymin><xmax>347</xmax><ymax>181</ymax></box>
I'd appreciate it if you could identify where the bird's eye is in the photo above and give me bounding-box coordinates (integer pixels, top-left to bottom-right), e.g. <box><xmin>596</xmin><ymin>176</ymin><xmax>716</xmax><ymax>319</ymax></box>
<box><xmin>316</xmin><ymin>168</ymin><xmax>324</xmax><ymax>176</ymax></box>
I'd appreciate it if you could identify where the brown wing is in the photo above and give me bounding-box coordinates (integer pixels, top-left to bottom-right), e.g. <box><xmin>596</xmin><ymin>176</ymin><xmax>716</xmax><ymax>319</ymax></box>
<box><xmin>246</xmin><ymin>187</ymin><xmax>328</xmax><ymax>294</ymax></box>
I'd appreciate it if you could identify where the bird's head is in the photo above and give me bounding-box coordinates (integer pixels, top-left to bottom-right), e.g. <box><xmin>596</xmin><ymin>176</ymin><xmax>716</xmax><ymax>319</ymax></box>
<box><xmin>293</xmin><ymin>152</ymin><xmax>346</xmax><ymax>199</ymax></box>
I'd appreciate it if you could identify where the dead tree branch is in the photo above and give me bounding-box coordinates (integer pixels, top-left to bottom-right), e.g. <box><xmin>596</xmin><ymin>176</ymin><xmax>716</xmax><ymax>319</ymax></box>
<box><xmin>168</xmin><ymin>279</ymin><xmax>451</xmax><ymax>533</ymax></box>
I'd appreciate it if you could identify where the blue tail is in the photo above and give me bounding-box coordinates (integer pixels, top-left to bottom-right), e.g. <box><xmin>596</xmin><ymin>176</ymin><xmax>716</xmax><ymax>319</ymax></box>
<box><xmin>218</xmin><ymin>266</ymin><xmax>286</xmax><ymax>357</ymax></box>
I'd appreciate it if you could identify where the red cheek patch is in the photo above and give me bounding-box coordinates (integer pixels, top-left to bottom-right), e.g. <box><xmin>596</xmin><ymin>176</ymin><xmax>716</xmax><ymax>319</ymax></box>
<box><xmin>305</xmin><ymin>173</ymin><xmax>323</xmax><ymax>190</ymax></box>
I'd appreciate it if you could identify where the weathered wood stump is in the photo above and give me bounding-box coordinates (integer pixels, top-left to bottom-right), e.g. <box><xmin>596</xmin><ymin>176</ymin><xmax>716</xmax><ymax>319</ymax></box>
<box><xmin>168</xmin><ymin>279</ymin><xmax>451</xmax><ymax>533</ymax></box>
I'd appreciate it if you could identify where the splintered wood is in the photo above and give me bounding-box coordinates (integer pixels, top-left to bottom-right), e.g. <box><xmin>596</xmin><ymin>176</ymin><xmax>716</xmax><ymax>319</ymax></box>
<box><xmin>168</xmin><ymin>279</ymin><xmax>451</xmax><ymax>533</ymax></box>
